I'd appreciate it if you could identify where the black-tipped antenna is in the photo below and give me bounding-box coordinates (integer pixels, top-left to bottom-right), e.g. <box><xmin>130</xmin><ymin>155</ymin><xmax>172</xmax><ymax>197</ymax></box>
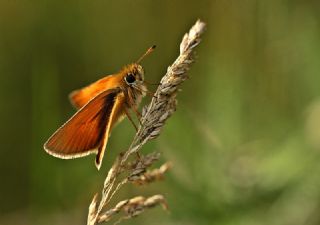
<box><xmin>136</xmin><ymin>45</ymin><xmax>156</xmax><ymax>64</ymax></box>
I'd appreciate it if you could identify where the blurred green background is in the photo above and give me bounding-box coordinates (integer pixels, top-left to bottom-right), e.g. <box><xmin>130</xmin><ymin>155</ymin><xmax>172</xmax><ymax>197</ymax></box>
<box><xmin>1</xmin><ymin>0</ymin><xmax>320</xmax><ymax>224</ymax></box>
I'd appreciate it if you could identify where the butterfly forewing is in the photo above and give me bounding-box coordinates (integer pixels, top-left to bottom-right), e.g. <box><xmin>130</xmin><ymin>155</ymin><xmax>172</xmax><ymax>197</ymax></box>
<box><xmin>44</xmin><ymin>88</ymin><xmax>122</xmax><ymax>159</ymax></box>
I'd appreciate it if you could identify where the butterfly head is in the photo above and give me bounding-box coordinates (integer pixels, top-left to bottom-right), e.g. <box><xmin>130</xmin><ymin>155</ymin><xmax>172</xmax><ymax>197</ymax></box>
<box><xmin>123</xmin><ymin>63</ymin><xmax>145</xmax><ymax>86</ymax></box>
<box><xmin>119</xmin><ymin>63</ymin><xmax>147</xmax><ymax>98</ymax></box>
<box><xmin>120</xmin><ymin>46</ymin><xmax>155</xmax><ymax>96</ymax></box>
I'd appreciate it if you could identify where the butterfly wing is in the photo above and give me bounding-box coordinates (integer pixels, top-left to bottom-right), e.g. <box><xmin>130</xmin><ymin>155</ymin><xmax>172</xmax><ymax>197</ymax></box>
<box><xmin>44</xmin><ymin>88</ymin><xmax>125</xmax><ymax>169</ymax></box>
<box><xmin>69</xmin><ymin>75</ymin><xmax>120</xmax><ymax>109</ymax></box>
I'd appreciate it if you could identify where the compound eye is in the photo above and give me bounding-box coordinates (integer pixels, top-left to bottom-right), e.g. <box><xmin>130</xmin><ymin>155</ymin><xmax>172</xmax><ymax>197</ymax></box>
<box><xmin>125</xmin><ymin>73</ymin><xmax>136</xmax><ymax>84</ymax></box>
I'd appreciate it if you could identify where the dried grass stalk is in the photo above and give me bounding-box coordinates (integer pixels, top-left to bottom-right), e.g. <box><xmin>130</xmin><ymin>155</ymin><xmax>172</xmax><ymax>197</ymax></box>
<box><xmin>98</xmin><ymin>195</ymin><xmax>168</xmax><ymax>224</ymax></box>
<box><xmin>87</xmin><ymin>19</ymin><xmax>206</xmax><ymax>225</ymax></box>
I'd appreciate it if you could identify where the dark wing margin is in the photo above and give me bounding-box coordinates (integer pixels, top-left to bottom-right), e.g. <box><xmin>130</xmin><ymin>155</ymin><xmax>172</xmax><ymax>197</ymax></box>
<box><xmin>44</xmin><ymin>88</ymin><xmax>121</xmax><ymax>159</ymax></box>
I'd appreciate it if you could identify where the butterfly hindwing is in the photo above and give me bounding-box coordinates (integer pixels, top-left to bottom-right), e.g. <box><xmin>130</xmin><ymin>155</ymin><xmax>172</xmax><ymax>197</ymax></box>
<box><xmin>69</xmin><ymin>75</ymin><xmax>120</xmax><ymax>109</ymax></box>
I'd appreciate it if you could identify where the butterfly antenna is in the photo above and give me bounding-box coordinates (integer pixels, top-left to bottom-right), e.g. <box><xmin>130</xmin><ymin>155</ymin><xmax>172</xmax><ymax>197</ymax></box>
<box><xmin>136</xmin><ymin>45</ymin><xmax>156</xmax><ymax>64</ymax></box>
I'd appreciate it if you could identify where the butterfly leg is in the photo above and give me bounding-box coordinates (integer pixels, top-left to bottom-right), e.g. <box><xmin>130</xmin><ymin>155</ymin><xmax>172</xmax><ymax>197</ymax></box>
<box><xmin>127</xmin><ymin>99</ymin><xmax>143</xmax><ymax>125</ymax></box>
<box><xmin>146</xmin><ymin>90</ymin><xmax>157</xmax><ymax>99</ymax></box>
<box><xmin>131</xmin><ymin>104</ymin><xmax>142</xmax><ymax>120</ymax></box>
<box><xmin>139</xmin><ymin>87</ymin><xmax>157</xmax><ymax>99</ymax></box>
<box><xmin>144</xmin><ymin>80</ymin><xmax>161</xmax><ymax>86</ymax></box>
<box><xmin>131</xmin><ymin>104</ymin><xmax>147</xmax><ymax>127</ymax></box>
<box><xmin>136</xmin><ymin>152</ymin><xmax>142</xmax><ymax>161</ymax></box>
<box><xmin>124</xmin><ymin>107</ymin><xmax>138</xmax><ymax>131</ymax></box>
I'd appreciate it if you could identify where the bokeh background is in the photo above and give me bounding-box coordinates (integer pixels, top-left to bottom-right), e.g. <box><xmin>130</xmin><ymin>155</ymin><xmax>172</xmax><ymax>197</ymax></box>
<box><xmin>1</xmin><ymin>0</ymin><xmax>320</xmax><ymax>224</ymax></box>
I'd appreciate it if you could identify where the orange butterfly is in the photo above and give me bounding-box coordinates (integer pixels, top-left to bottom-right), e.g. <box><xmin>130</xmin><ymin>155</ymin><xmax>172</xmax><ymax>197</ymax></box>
<box><xmin>44</xmin><ymin>46</ymin><xmax>155</xmax><ymax>170</ymax></box>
